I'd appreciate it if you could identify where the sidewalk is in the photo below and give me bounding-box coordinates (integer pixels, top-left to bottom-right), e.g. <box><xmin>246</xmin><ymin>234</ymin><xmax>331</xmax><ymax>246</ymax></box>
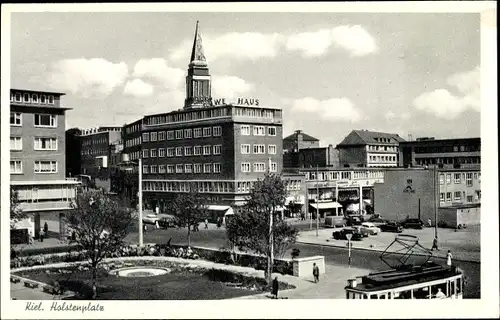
<box><xmin>297</xmin><ymin>226</ymin><xmax>480</xmax><ymax>263</ymax></box>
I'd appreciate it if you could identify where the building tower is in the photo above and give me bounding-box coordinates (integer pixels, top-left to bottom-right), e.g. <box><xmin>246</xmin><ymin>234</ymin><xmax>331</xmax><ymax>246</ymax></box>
<box><xmin>184</xmin><ymin>21</ymin><xmax>212</xmax><ymax>109</ymax></box>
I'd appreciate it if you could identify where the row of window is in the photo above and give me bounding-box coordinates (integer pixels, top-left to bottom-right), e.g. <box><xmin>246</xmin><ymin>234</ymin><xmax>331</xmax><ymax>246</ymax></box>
<box><xmin>125</xmin><ymin>123</ymin><xmax>142</xmax><ymax>134</ymax></box>
<box><xmin>82</xmin><ymin>137</ymin><xmax>109</xmax><ymax>146</ymax></box>
<box><xmin>241</xmin><ymin>162</ymin><xmax>278</xmax><ymax>173</ymax></box>
<box><xmin>439</xmin><ymin>191</ymin><xmax>480</xmax><ymax>203</ymax></box>
<box><xmin>11</xmin><ymin>92</ymin><xmax>55</xmax><ymax>104</ymax></box>
<box><xmin>439</xmin><ymin>172</ymin><xmax>480</xmax><ymax>186</ymax></box>
<box><xmin>10</xmin><ymin>137</ymin><xmax>58</xmax><ymax>151</ymax></box>
<box><xmin>415</xmin><ymin>157</ymin><xmax>481</xmax><ymax>165</ymax></box>
<box><xmin>143</xmin><ymin>180</ymin><xmax>235</xmax><ymax>193</ymax></box>
<box><xmin>126</xmin><ymin>137</ymin><xmax>142</xmax><ymax>148</ymax></box>
<box><xmin>240</xmin><ymin>125</ymin><xmax>276</xmax><ymax>136</ymax></box>
<box><xmin>369</xmin><ymin>155</ymin><xmax>397</xmax><ymax>162</ymax></box>
<box><xmin>142</xmin><ymin>126</ymin><xmax>223</xmax><ymax>143</ymax></box>
<box><xmin>373</xmin><ymin>137</ymin><xmax>394</xmax><ymax>143</ymax></box>
<box><xmin>143</xmin><ymin>144</ymin><xmax>223</xmax><ymax>158</ymax></box>
<box><xmin>241</xmin><ymin>144</ymin><xmax>277</xmax><ymax>155</ymax></box>
<box><xmin>414</xmin><ymin>145</ymin><xmax>481</xmax><ymax>153</ymax></box>
<box><xmin>143</xmin><ymin>163</ymin><xmax>222</xmax><ymax>174</ymax></box>
<box><xmin>10</xmin><ymin>113</ymin><xmax>57</xmax><ymax>128</ymax></box>
<box><xmin>367</xmin><ymin>145</ymin><xmax>398</xmax><ymax>152</ymax></box>
<box><xmin>306</xmin><ymin>170</ymin><xmax>385</xmax><ymax>181</ymax></box>
<box><xmin>10</xmin><ymin>160</ymin><xmax>58</xmax><ymax>174</ymax></box>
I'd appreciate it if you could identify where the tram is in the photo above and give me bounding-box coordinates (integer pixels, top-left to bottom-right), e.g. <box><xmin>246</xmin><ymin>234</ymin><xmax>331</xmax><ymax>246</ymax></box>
<box><xmin>345</xmin><ymin>234</ymin><xmax>464</xmax><ymax>299</ymax></box>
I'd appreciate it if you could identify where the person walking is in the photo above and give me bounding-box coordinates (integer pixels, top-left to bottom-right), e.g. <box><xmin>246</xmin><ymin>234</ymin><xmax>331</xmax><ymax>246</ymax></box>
<box><xmin>427</xmin><ymin>218</ymin><xmax>432</xmax><ymax>228</ymax></box>
<box><xmin>431</xmin><ymin>237</ymin><xmax>439</xmax><ymax>251</ymax></box>
<box><xmin>39</xmin><ymin>228</ymin><xmax>45</xmax><ymax>242</ymax></box>
<box><xmin>271</xmin><ymin>276</ymin><xmax>279</xmax><ymax>299</ymax></box>
<box><xmin>43</xmin><ymin>222</ymin><xmax>49</xmax><ymax>237</ymax></box>
<box><xmin>216</xmin><ymin>217</ymin><xmax>221</xmax><ymax>229</ymax></box>
<box><xmin>313</xmin><ymin>263</ymin><xmax>320</xmax><ymax>283</ymax></box>
<box><xmin>204</xmin><ymin>219</ymin><xmax>209</xmax><ymax>229</ymax></box>
<box><xmin>446</xmin><ymin>250</ymin><xmax>453</xmax><ymax>267</ymax></box>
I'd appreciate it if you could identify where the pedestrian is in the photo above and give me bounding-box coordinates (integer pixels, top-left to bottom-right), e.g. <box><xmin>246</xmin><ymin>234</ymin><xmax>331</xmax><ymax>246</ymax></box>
<box><xmin>434</xmin><ymin>288</ymin><xmax>446</xmax><ymax>299</ymax></box>
<box><xmin>431</xmin><ymin>237</ymin><xmax>439</xmax><ymax>251</ymax></box>
<box><xmin>39</xmin><ymin>228</ymin><xmax>45</xmax><ymax>242</ymax></box>
<box><xmin>313</xmin><ymin>263</ymin><xmax>320</xmax><ymax>283</ymax></box>
<box><xmin>272</xmin><ymin>276</ymin><xmax>279</xmax><ymax>299</ymax></box>
<box><xmin>143</xmin><ymin>224</ymin><xmax>148</xmax><ymax>232</ymax></box>
<box><xmin>427</xmin><ymin>218</ymin><xmax>432</xmax><ymax>228</ymax></box>
<box><xmin>216</xmin><ymin>217</ymin><xmax>221</xmax><ymax>229</ymax></box>
<box><xmin>446</xmin><ymin>250</ymin><xmax>453</xmax><ymax>267</ymax></box>
<box><xmin>204</xmin><ymin>219</ymin><xmax>209</xmax><ymax>229</ymax></box>
<box><xmin>43</xmin><ymin>222</ymin><xmax>49</xmax><ymax>236</ymax></box>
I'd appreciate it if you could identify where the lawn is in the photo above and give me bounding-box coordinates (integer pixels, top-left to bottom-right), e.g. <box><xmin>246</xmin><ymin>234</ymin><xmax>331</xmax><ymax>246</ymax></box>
<box><xmin>14</xmin><ymin>261</ymin><xmax>293</xmax><ymax>300</ymax></box>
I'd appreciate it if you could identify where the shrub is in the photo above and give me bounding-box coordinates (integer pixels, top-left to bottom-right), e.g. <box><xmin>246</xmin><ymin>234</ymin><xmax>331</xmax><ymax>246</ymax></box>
<box><xmin>16</xmin><ymin>245</ymin><xmax>82</xmax><ymax>257</ymax></box>
<box><xmin>291</xmin><ymin>248</ymin><xmax>300</xmax><ymax>260</ymax></box>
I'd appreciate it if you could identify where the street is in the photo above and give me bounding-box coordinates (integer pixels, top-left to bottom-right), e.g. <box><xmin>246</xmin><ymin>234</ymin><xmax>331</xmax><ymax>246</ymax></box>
<box><xmin>127</xmin><ymin>224</ymin><xmax>481</xmax><ymax>299</ymax></box>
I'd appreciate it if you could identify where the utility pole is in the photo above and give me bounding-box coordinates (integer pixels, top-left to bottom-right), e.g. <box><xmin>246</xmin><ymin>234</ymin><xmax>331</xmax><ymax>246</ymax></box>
<box><xmin>138</xmin><ymin>157</ymin><xmax>143</xmax><ymax>247</ymax></box>
<box><xmin>434</xmin><ymin>165</ymin><xmax>438</xmax><ymax>239</ymax></box>
<box><xmin>268</xmin><ymin>206</ymin><xmax>274</xmax><ymax>283</ymax></box>
<box><xmin>316</xmin><ymin>165</ymin><xmax>319</xmax><ymax>237</ymax></box>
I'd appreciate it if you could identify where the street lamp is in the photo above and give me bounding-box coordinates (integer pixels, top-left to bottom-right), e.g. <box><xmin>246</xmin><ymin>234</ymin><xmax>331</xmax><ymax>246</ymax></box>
<box><xmin>118</xmin><ymin>153</ymin><xmax>143</xmax><ymax>247</ymax></box>
<box><xmin>346</xmin><ymin>233</ymin><xmax>352</xmax><ymax>266</ymax></box>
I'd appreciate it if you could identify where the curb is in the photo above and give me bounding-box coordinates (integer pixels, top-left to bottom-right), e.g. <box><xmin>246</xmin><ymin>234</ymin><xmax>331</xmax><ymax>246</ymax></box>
<box><xmin>296</xmin><ymin>240</ymin><xmax>480</xmax><ymax>264</ymax></box>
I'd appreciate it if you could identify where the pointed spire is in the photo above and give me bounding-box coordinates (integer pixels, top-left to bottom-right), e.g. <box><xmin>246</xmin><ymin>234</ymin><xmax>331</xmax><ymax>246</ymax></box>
<box><xmin>189</xmin><ymin>21</ymin><xmax>207</xmax><ymax>66</ymax></box>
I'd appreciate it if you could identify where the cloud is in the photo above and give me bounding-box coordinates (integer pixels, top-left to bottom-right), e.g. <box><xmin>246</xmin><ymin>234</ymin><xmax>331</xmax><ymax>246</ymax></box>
<box><xmin>47</xmin><ymin>58</ymin><xmax>128</xmax><ymax>96</ymax></box>
<box><xmin>132</xmin><ymin>58</ymin><xmax>185</xmax><ymax>90</ymax></box>
<box><xmin>123</xmin><ymin>79</ymin><xmax>154</xmax><ymax>97</ymax></box>
<box><xmin>385</xmin><ymin>111</ymin><xmax>397</xmax><ymax>121</ymax></box>
<box><xmin>285</xmin><ymin>29</ymin><xmax>334</xmax><ymax>57</ymax></box>
<box><xmin>212</xmin><ymin>75</ymin><xmax>254</xmax><ymax>99</ymax></box>
<box><xmin>413</xmin><ymin>66</ymin><xmax>480</xmax><ymax>119</ymax></box>
<box><xmin>291</xmin><ymin>97</ymin><xmax>362</xmax><ymax>122</ymax></box>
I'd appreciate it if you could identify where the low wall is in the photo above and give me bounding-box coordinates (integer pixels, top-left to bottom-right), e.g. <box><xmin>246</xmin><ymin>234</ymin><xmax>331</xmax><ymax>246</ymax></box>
<box><xmin>292</xmin><ymin>255</ymin><xmax>325</xmax><ymax>278</ymax></box>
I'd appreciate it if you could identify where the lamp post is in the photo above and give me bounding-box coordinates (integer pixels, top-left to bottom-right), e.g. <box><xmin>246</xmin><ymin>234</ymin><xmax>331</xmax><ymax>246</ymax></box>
<box><xmin>119</xmin><ymin>153</ymin><xmax>143</xmax><ymax>247</ymax></box>
<box><xmin>346</xmin><ymin>233</ymin><xmax>352</xmax><ymax>266</ymax></box>
<box><xmin>316</xmin><ymin>165</ymin><xmax>319</xmax><ymax>237</ymax></box>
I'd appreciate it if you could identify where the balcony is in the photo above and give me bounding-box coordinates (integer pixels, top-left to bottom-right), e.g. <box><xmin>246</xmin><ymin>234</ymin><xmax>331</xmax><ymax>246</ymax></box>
<box><xmin>19</xmin><ymin>201</ymin><xmax>73</xmax><ymax>212</ymax></box>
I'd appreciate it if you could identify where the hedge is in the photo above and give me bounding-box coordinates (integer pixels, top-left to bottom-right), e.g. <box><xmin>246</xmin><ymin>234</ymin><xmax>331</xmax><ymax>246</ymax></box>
<box><xmin>11</xmin><ymin>244</ymin><xmax>82</xmax><ymax>258</ymax></box>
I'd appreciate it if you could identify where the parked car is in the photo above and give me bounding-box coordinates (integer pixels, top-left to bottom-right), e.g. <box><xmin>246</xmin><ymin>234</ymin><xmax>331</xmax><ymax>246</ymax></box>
<box><xmin>332</xmin><ymin>227</ymin><xmax>364</xmax><ymax>241</ymax></box>
<box><xmin>324</xmin><ymin>215</ymin><xmax>347</xmax><ymax>228</ymax></box>
<box><xmin>346</xmin><ymin>215</ymin><xmax>363</xmax><ymax>227</ymax></box>
<box><xmin>142</xmin><ymin>214</ymin><xmax>160</xmax><ymax>228</ymax></box>
<box><xmin>158</xmin><ymin>215</ymin><xmax>178</xmax><ymax>228</ymax></box>
<box><xmin>352</xmin><ymin>226</ymin><xmax>370</xmax><ymax>237</ymax></box>
<box><xmin>379</xmin><ymin>221</ymin><xmax>403</xmax><ymax>233</ymax></box>
<box><xmin>401</xmin><ymin>218</ymin><xmax>424</xmax><ymax>229</ymax></box>
<box><xmin>360</xmin><ymin>222</ymin><xmax>381</xmax><ymax>235</ymax></box>
<box><xmin>367</xmin><ymin>216</ymin><xmax>387</xmax><ymax>226</ymax></box>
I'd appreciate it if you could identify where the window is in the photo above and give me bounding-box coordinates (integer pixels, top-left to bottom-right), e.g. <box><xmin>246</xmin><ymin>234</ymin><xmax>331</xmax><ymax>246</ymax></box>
<box><xmin>268</xmin><ymin>145</ymin><xmax>277</xmax><ymax>155</ymax></box>
<box><xmin>184</xmin><ymin>164</ymin><xmax>193</xmax><ymax>173</ymax></box>
<box><xmin>241</xmin><ymin>125</ymin><xmax>250</xmax><ymax>136</ymax></box>
<box><xmin>48</xmin><ymin>95</ymin><xmax>54</xmax><ymax>104</ymax></box>
<box><xmin>194</xmin><ymin>164</ymin><xmax>202</xmax><ymax>173</ymax></box>
<box><xmin>34</xmin><ymin>137</ymin><xmax>57</xmax><ymax>150</ymax></box>
<box><xmin>213</xmin><ymin>145</ymin><xmax>222</xmax><ymax>155</ymax></box>
<box><xmin>150</xmin><ymin>132</ymin><xmax>158</xmax><ymax>141</ymax></box>
<box><xmin>184</xmin><ymin>146</ymin><xmax>193</xmax><ymax>156</ymax></box>
<box><xmin>467</xmin><ymin>195</ymin><xmax>473</xmax><ymax>202</ymax></box>
<box><xmin>253</xmin><ymin>144</ymin><xmax>265</xmax><ymax>154</ymax></box>
<box><xmin>40</xmin><ymin>95</ymin><xmax>47</xmax><ymax>103</ymax></box>
<box><xmin>10</xmin><ymin>137</ymin><xmax>22</xmax><ymax>150</ymax></box>
<box><xmin>439</xmin><ymin>174</ymin><xmax>444</xmax><ymax>185</ymax></box>
<box><xmin>159</xmin><ymin>148</ymin><xmax>166</xmax><ymax>157</ymax></box>
<box><xmin>213</xmin><ymin>163</ymin><xmax>221</xmax><ymax>173</ymax></box>
<box><xmin>213</xmin><ymin>126</ymin><xmax>222</xmax><ymax>136</ymax></box>
<box><xmin>142</xmin><ymin>149</ymin><xmax>149</xmax><ymax>158</ymax></box>
<box><xmin>440</xmin><ymin>193</ymin><xmax>445</xmax><ymax>203</ymax></box>
<box><xmin>10</xmin><ymin>112</ymin><xmax>22</xmax><ymax>126</ymax></box>
<box><xmin>10</xmin><ymin>160</ymin><xmax>22</xmax><ymax>174</ymax></box>
<box><xmin>268</xmin><ymin>126</ymin><xmax>276</xmax><ymax>136</ymax></box>
<box><xmin>241</xmin><ymin>144</ymin><xmax>251</xmax><ymax>154</ymax></box>
<box><xmin>150</xmin><ymin>149</ymin><xmax>158</xmax><ymax>157</ymax></box>
<box><xmin>194</xmin><ymin>146</ymin><xmax>202</xmax><ymax>155</ymax></box>
<box><xmin>176</xmin><ymin>164</ymin><xmax>183</xmax><ymax>173</ymax></box>
<box><xmin>253</xmin><ymin>163</ymin><xmax>266</xmax><ymax>172</ymax></box>
<box><xmin>253</xmin><ymin>126</ymin><xmax>265</xmax><ymax>136</ymax></box>
<box><xmin>159</xmin><ymin>165</ymin><xmax>166</xmax><ymax>173</ymax></box>
<box><xmin>23</xmin><ymin>93</ymin><xmax>30</xmax><ymax>102</ymax></box>
<box><xmin>446</xmin><ymin>174</ymin><xmax>451</xmax><ymax>184</ymax></box>
<box><xmin>203</xmin><ymin>145</ymin><xmax>211</xmax><ymax>155</ymax></box>
<box><xmin>142</xmin><ymin>165</ymin><xmax>149</xmax><ymax>174</ymax></box>
<box><xmin>466</xmin><ymin>173</ymin><xmax>473</xmax><ymax>186</ymax></box>
<box><xmin>142</xmin><ymin>133</ymin><xmax>150</xmax><ymax>142</ymax></box>
<box><xmin>175</xmin><ymin>147</ymin><xmax>183</xmax><ymax>157</ymax></box>
<box><xmin>167</xmin><ymin>148</ymin><xmax>174</xmax><ymax>157</ymax></box>
<box><xmin>446</xmin><ymin>192</ymin><xmax>452</xmax><ymax>203</ymax></box>
<box><xmin>203</xmin><ymin>127</ymin><xmax>212</xmax><ymax>137</ymax></box>
<box><xmin>167</xmin><ymin>165</ymin><xmax>174</xmax><ymax>174</ymax></box>
<box><xmin>150</xmin><ymin>165</ymin><xmax>158</xmax><ymax>174</ymax></box>
<box><xmin>203</xmin><ymin>163</ymin><xmax>212</xmax><ymax>173</ymax></box>
<box><xmin>158</xmin><ymin>131</ymin><xmax>166</xmax><ymax>141</ymax></box>
<box><xmin>454</xmin><ymin>191</ymin><xmax>461</xmax><ymax>201</ymax></box>
<box><xmin>32</xmin><ymin>94</ymin><xmax>39</xmax><ymax>103</ymax></box>
<box><xmin>241</xmin><ymin>163</ymin><xmax>251</xmax><ymax>172</ymax></box>
<box><xmin>14</xmin><ymin>93</ymin><xmax>22</xmax><ymax>102</ymax></box>
<box><xmin>184</xmin><ymin>129</ymin><xmax>192</xmax><ymax>139</ymax></box>
<box><xmin>167</xmin><ymin>131</ymin><xmax>175</xmax><ymax>140</ymax></box>
<box><xmin>270</xmin><ymin>162</ymin><xmax>277</xmax><ymax>172</ymax></box>
<box><xmin>454</xmin><ymin>173</ymin><xmax>461</xmax><ymax>184</ymax></box>
<box><xmin>194</xmin><ymin>128</ymin><xmax>202</xmax><ymax>138</ymax></box>
<box><xmin>34</xmin><ymin>161</ymin><xmax>57</xmax><ymax>173</ymax></box>
<box><xmin>175</xmin><ymin>130</ymin><xmax>183</xmax><ymax>140</ymax></box>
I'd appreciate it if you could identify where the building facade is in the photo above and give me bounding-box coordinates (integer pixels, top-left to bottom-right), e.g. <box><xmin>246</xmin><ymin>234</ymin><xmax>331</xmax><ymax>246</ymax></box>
<box><xmin>399</xmin><ymin>137</ymin><xmax>481</xmax><ymax>168</ymax></box>
<box><xmin>336</xmin><ymin>130</ymin><xmax>405</xmax><ymax>168</ymax></box>
<box><xmin>283</xmin><ymin>129</ymin><xmax>320</xmax><ymax>152</ymax></box>
<box><xmin>65</xmin><ymin>127</ymin><xmax>81</xmax><ymax>178</ymax></box>
<box><xmin>9</xmin><ymin>89</ymin><xmax>79</xmax><ymax>239</ymax></box>
<box><xmin>373</xmin><ymin>167</ymin><xmax>481</xmax><ymax>228</ymax></box>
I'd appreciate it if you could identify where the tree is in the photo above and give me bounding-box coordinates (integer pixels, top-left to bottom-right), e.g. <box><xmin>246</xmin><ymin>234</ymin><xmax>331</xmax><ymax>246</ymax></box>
<box><xmin>226</xmin><ymin>172</ymin><xmax>298</xmax><ymax>284</ymax></box>
<box><xmin>65</xmin><ymin>189</ymin><xmax>133</xmax><ymax>299</ymax></box>
<box><xmin>10</xmin><ymin>188</ymin><xmax>27</xmax><ymax>228</ymax></box>
<box><xmin>167</xmin><ymin>183</ymin><xmax>209</xmax><ymax>247</ymax></box>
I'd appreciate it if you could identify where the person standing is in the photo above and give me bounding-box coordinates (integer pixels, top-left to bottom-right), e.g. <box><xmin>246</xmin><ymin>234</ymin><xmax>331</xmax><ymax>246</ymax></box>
<box><xmin>431</xmin><ymin>237</ymin><xmax>439</xmax><ymax>251</ymax></box>
<box><xmin>427</xmin><ymin>218</ymin><xmax>432</xmax><ymax>228</ymax></box>
<box><xmin>446</xmin><ymin>250</ymin><xmax>453</xmax><ymax>266</ymax></box>
<box><xmin>39</xmin><ymin>228</ymin><xmax>45</xmax><ymax>242</ymax></box>
<box><xmin>313</xmin><ymin>263</ymin><xmax>320</xmax><ymax>283</ymax></box>
<box><xmin>272</xmin><ymin>276</ymin><xmax>279</xmax><ymax>299</ymax></box>
<box><xmin>204</xmin><ymin>219</ymin><xmax>209</xmax><ymax>229</ymax></box>
<box><xmin>43</xmin><ymin>222</ymin><xmax>49</xmax><ymax>237</ymax></box>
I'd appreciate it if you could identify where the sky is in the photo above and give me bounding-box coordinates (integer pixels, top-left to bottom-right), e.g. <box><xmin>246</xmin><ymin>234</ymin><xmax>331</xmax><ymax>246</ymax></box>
<box><xmin>10</xmin><ymin>11</ymin><xmax>481</xmax><ymax>146</ymax></box>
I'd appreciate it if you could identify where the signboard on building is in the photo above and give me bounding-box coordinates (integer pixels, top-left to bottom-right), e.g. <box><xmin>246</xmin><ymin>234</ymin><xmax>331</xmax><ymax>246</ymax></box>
<box><xmin>403</xmin><ymin>178</ymin><xmax>416</xmax><ymax>193</ymax></box>
<box><xmin>213</xmin><ymin>97</ymin><xmax>260</xmax><ymax>106</ymax></box>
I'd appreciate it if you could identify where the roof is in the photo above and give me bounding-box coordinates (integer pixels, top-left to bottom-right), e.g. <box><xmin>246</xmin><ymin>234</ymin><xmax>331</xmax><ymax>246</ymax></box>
<box><xmin>189</xmin><ymin>21</ymin><xmax>207</xmax><ymax>67</ymax></box>
<box><xmin>283</xmin><ymin>130</ymin><xmax>320</xmax><ymax>142</ymax></box>
<box><xmin>400</xmin><ymin>137</ymin><xmax>480</xmax><ymax>146</ymax></box>
<box><xmin>11</xmin><ymin>88</ymin><xmax>66</xmax><ymax>96</ymax></box>
<box><xmin>337</xmin><ymin>130</ymin><xmax>405</xmax><ymax>147</ymax></box>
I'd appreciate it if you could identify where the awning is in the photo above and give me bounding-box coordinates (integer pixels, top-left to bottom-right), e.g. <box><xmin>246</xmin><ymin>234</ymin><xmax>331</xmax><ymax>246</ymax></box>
<box><xmin>206</xmin><ymin>205</ymin><xmax>234</xmax><ymax>216</ymax></box>
<box><xmin>363</xmin><ymin>199</ymin><xmax>372</xmax><ymax>205</ymax></box>
<box><xmin>310</xmin><ymin>202</ymin><xmax>343</xmax><ymax>210</ymax></box>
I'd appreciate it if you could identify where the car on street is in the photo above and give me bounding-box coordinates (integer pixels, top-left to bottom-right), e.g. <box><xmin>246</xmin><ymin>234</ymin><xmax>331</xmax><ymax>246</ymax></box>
<box><xmin>352</xmin><ymin>225</ymin><xmax>370</xmax><ymax>237</ymax></box>
<box><xmin>158</xmin><ymin>215</ymin><xmax>178</xmax><ymax>228</ymax></box>
<box><xmin>360</xmin><ymin>222</ymin><xmax>381</xmax><ymax>235</ymax></box>
<box><xmin>367</xmin><ymin>216</ymin><xmax>387</xmax><ymax>226</ymax></box>
<box><xmin>401</xmin><ymin>218</ymin><xmax>424</xmax><ymax>229</ymax></box>
<box><xmin>346</xmin><ymin>215</ymin><xmax>363</xmax><ymax>227</ymax></box>
<box><xmin>325</xmin><ymin>215</ymin><xmax>347</xmax><ymax>228</ymax></box>
<box><xmin>379</xmin><ymin>221</ymin><xmax>403</xmax><ymax>233</ymax></box>
<box><xmin>332</xmin><ymin>227</ymin><xmax>364</xmax><ymax>241</ymax></box>
<box><xmin>142</xmin><ymin>214</ymin><xmax>160</xmax><ymax>228</ymax></box>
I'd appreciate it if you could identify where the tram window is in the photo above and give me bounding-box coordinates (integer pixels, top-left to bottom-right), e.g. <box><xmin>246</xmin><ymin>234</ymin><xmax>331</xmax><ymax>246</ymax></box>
<box><xmin>379</xmin><ymin>294</ymin><xmax>386</xmax><ymax>299</ymax></box>
<box><xmin>457</xmin><ymin>278</ymin><xmax>462</xmax><ymax>294</ymax></box>
<box><xmin>363</xmin><ymin>294</ymin><xmax>368</xmax><ymax>299</ymax></box>
<box><xmin>413</xmin><ymin>286</ymin><xmax>430</xmax><ymax>299</ymax></box>
<box><xmin>394</xmin><ymin>290</ymin><xmax>412</xmax><ymax>299</ymax></box>
<box><xmin>449</xmin><ymin>280</ymin><xmax>456</xmax><ymax>296</ymax></box>
<box><xmin>370</xmin><ymin>294</ymin><xmax>378</xmax><ymax>299</ymax></box>
<box><xmin>431</xmin><ymin>283</ymin><xmax>448</xmax><ymax>298</ymax></box>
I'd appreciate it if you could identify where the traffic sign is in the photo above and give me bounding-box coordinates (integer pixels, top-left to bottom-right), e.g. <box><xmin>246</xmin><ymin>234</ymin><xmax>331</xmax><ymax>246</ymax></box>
<box><xmin>346</xmin><ymin>234</ymin><xmax>352</xmax><ymax>241</ymax></box>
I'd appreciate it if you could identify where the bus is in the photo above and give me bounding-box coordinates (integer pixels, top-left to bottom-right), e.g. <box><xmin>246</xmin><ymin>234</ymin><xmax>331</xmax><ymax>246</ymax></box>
<box><xmin>345</xmin><ymin>262</ymin><xmax>464</xmax><ymax>299</ymax></box>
